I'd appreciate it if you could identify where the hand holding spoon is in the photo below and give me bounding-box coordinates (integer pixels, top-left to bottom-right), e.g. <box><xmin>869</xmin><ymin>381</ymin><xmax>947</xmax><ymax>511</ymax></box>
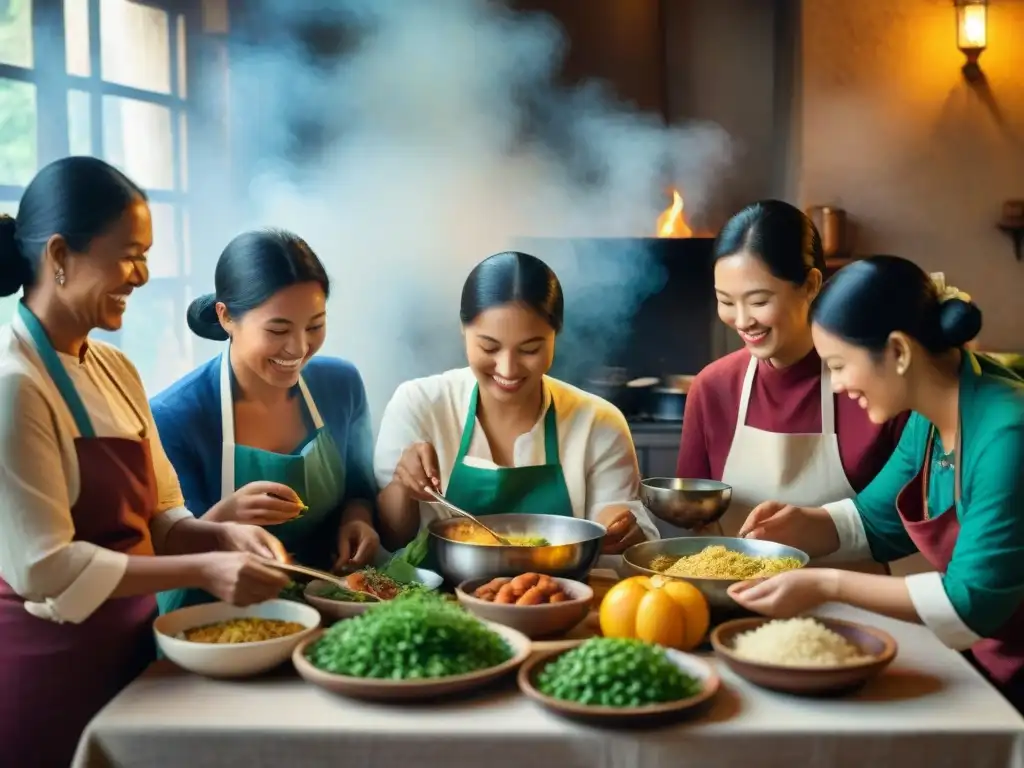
<box><xmin>422</xmin><ymin>487</ymin><xmax>511</xmax><ymax>545</ymax></box>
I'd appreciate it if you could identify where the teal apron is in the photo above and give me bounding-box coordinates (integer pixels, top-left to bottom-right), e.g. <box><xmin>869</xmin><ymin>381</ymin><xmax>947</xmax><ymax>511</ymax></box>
<box><xmin>157</xmin><ymin>351</ymin><xmax>346</xmax><ymax>613</ymax></box>
<box><xmin>444</xmin><ymin>384</ymin><xmax>574</xmax><ymax>517</ymax></box>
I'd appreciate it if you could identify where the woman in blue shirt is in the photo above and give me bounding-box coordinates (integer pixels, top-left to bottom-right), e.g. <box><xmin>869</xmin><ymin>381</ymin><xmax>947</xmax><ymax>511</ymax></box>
<box><xmin>151</xmin><ymin>229</ymin><xmax>379</xmax><ymax>612</ymax></box>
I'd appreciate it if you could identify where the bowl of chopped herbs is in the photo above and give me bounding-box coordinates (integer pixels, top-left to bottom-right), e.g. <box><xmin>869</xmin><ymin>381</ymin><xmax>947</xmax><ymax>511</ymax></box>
<box><xmin>517</xmin><ymin>637</ymin><xmax>719</xmax><ymax>725</ymax></box>
<box><xmin>303</xmin><ymin>563</ymin><xmax>443</xmax><ymax>621</ymax></box>
<box><xmin>293</xmin><ymin>592</ymin><xmax>532</xmax><ymax>700</ymax></box>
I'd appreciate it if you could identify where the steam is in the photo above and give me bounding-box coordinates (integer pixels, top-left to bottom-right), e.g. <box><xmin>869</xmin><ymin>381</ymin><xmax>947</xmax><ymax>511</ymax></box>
<box><xmin>193</xmin><ymin>0</ymin><xmax>732</xmax><ymax>425</ymax></box>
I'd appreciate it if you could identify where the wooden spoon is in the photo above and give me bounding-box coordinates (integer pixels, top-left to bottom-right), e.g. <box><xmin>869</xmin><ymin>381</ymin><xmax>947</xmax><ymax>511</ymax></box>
<box><xmin>256</xmin><ymin>558</ymin><xmax>382</xmax><ymax>602</ymax></box>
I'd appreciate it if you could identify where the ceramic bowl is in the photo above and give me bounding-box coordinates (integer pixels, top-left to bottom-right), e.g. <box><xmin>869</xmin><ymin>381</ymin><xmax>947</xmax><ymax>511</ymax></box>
<box><xmin>455</xmin><ymin>576</ymin><xmax>593</xmax><ymax>639</ymax></box>
<box><xmin>293</xmin><ymin>620</ymin><xmax>532</xmax><ymax>701</ymax></box>
<box><xmin>711</xmin><ymin>616</ymin><xmax>898</xmax><ymax>695</ymax></box>
<box><xmin>303</xmin><ymin>566</ymin><xmax>444</xmax><ymax>622</ymax></box>
<box><xmin>518</xmin><ymin>641</ymin><xmax>720</xmax><ymax>726</ymax></box>
<box><xmin>154</xmin><ymin>599</ymin><xmax>321</xmax><ymax>678</ymax></box>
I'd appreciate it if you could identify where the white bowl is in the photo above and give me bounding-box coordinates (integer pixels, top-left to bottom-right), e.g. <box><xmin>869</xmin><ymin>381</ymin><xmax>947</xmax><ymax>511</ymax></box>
<box><xmin>154</xmin><ymin>599</ymin><xmax>322</xmax><ymax>678</ymax></box>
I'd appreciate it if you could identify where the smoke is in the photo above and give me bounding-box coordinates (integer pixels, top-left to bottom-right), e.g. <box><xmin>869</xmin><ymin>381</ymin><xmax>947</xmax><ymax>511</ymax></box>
<box><xmin>193</xmin><ymin>0</ymin><xmax>732</xmax><ymax>426</ymax></box>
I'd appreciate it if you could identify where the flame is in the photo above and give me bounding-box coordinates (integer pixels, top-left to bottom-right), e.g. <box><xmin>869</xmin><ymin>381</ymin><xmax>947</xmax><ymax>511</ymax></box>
<box><xmin>656</xmin><ymin>189</ymin><xmax>693</xmax><ymax>238</ymax></box>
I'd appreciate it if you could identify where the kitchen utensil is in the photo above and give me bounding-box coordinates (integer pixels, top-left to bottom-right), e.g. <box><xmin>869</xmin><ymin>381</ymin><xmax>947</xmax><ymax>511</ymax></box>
<box><xmin>639</xmin><ymin>477</ymin><xmax>733</xmax><ymax>529</ymax></box>
<box><xmin>304</xmin><ymin>566</ymin><xmax>444</xmax><ymax>622</ymax></box>
<box><xmin>711</xmin><ymin>616</ymin><xmax>897</xmax><ymax>695</ymax></box>
<box><xmin>428</xmin><ymin>513</ymin><xmax>605</xmax><ymax>585</ymax></box>
<box><xmin>620</xmin><ymin>536</ymin><xmax>810</xmax><ymax>612</ymax></box>
<box><xmin>292</xmin><ymin>621</ymin><xmax>532</xmax><ymax>701</ymax></box>
<box><xmin>257</xmin><ymin>558</ymin><xmax>378</xmax><ymax>599</ymax></box>
<box><xmin>517</xmin><ymin>641</ymin><xmax>719</xmax><ymax>726</ymax></box>
<box><xmin>650</xmin><ymin>387</ymin><xmax>686</xmax><ymax>422</ymax></box>
<box><xmin>153</xmin><ymin>599</ymin><xmax>321</xmax><ymax>678</ymax></box>
<box><xmin>423</xmin><ymin>487</ymin><xmax>511</xmax><ymax>545</ymax></box>
<box><xmin>455</xmin><ymin>576</ymin><xmax>593</xmax><ymax>639</ymax></box>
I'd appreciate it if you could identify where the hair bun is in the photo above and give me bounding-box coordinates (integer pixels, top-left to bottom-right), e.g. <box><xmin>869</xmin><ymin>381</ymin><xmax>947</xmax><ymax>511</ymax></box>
<box><xmin>186</xmin><ymin>293</ymin><xmax>229</xmax><ymax>341</ymax></box>
<box><xmin>938</xmin><ymin>298</ymin><xmax>982</xmax><ymax>348</ymax></box>
<box><xmin>0</xmin><ymin>215</ymin><xmax>29</xmax><ymax>298</ymax></box>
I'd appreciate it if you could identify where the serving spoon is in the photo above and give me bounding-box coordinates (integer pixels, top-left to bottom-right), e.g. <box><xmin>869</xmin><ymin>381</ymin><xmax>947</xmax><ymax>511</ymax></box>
<box><xmin>255</xmin><ymin>558</ymin><xmax>383</xmax><ymax>602</ymax></box>
<box><xmin>423</xmin><ymin>487</ymin><xmax>512</xmax><ymax>545</ymax></box>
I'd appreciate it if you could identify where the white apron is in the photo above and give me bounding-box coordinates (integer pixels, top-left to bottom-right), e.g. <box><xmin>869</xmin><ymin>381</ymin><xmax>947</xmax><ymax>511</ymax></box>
<box><xmin>662</xmin><ymin>355</ymin><xmax>886</xmax><ymax>574</ymax></box>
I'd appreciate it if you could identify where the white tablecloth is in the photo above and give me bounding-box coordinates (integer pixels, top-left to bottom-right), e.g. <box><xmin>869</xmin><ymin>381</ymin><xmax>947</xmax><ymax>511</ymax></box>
<box><xmin>74</xmin><ymin>605</ymin><xmax>1024</xmax><ymax>768</ymax></box>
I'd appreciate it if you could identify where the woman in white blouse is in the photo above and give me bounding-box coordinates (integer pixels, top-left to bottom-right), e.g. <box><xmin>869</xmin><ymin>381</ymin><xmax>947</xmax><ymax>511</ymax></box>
<box><xmin>0</xmin><ymin>157</ymin><xmax>290</xmax><ymax>767</ymax></box>
<box><xmin>374</xmin><ymin>250</ymin><xmax>659</xmax><ymax>557</ymax></box>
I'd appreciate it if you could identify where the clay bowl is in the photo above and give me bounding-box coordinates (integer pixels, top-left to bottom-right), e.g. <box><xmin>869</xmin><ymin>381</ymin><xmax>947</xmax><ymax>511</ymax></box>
<box><xmin>292</xmin><ymin>621</ymin><xmax>531</xmax><ymax>702</ymax></box>
<box><xmin>303</xmin><ymin>566</ymin><xmax>443</xmax><ymax>622</ymax></box>
<box><xmin>711</xmin><ymin>616</ymin><xmax>898</xmax><ymax>696</ymax></box>
<box><xmin>455</xmin><ymin>576</ymin><xmax>593</xmax><ymax>639</ymax></box>
<box><xmin>518</xmin><ymin>640</ymin><xmax>720</xmax><ymax>727</ymax></box>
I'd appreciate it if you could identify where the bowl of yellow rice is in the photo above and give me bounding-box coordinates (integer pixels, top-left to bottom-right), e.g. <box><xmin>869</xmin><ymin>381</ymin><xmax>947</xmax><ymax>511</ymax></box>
<box><xmin>154</xmin><ymin>599</ymin><xmax>321</xmax><ymax>678</ymax></box>
<box><xmin>620</xmin><ymin>536</ymin><xmax>809</xmax><ymax>612</ymax></box>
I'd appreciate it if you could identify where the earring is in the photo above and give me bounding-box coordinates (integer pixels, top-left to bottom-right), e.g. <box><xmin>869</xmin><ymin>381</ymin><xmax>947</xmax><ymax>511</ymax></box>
<box><xmin>896</xmin><ymin>365</ymin><xmax>907</xmax><ymax>376</ymax></box>
<box><xmin>55</xmin><ymin>268</ymin><xmax>65</xmax><ymax>286</ymax></box>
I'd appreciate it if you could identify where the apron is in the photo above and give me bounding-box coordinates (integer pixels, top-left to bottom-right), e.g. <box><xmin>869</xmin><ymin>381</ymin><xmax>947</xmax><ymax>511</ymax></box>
<box><xmin>897</xmin><ymin>424</ymin><xmax>1024</xmax><ymax>710</ymax></box>
<box><xmin>157</xmin><ymin>351</ymin><xmax>346</xmax><ymax>613</ymax></box>
<box><xmin>667</xmin><ymin>355</ymin><xmax>887</xmax><ymax>574</ymax></box>
<box><xmin>443</xmin><ymin>384</ymin><xmax>575</xmax><ymax>518</ymax></box>
<box><xmin>0</xmin><ymin>303</ymin><xmax>159</xmax><ymax>767</ymax></box>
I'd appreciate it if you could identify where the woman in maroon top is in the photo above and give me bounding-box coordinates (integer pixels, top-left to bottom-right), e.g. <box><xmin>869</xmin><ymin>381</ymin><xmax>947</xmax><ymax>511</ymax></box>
<box><xmin>674</xmin><ymin>201</ymin><xmax>907</xmax><ymax>572</ymax></box>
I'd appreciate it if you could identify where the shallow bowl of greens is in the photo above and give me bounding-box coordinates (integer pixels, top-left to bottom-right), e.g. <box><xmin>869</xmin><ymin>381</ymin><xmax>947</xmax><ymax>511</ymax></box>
<box><xmin>292</xmin><ymin>594</ymin><xmax>532</xmax><ymax>701</ymax></box>
<box><xmin>517</xmin><ymin>637</ymin><xmax>720</xmax><ymax>726</ymax></box>
<box><xmin>429</xmin><ymin>513</ymin><xmax>606</xmax><ymax>585</ymax></box>
<box><xmin>303</xmin><ymin>565</ymin><xmax>443</xmax><ymax>622</ymax></box>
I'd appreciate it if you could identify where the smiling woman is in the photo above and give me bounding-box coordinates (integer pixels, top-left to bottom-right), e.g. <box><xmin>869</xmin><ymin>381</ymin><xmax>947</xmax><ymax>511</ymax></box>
<box><xmin>373</xmin><ymin>250</ymin><xmax>659</xmax><ymax>561</ymax></box>
<box><xmin>671</xmin><ymin>201</ymin><xmax>907</xmax><ymax>566</ymax></box>
<box><xmin>150</xmin><ymin>230</ymin><xmax>380</xmax><ymax>614</ymax></box>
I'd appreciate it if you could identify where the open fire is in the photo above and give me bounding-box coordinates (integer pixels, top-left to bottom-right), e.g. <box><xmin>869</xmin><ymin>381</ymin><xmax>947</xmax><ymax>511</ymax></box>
<box><xmin>656</xmin><ymin>188</ymin><xmax>693</xmax><ymax>239</ymax></box>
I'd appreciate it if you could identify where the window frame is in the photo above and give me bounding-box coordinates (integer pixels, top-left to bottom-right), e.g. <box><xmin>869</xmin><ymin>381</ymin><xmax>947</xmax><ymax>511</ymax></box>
<box><xmin>0</xmin><ymin>0</ymin><xmax>202</xmax><ymax>358</ymax></box>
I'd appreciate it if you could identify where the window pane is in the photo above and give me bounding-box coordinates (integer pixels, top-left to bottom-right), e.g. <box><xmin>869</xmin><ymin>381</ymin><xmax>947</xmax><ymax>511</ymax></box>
<box><xmin>147</xmin><ymin>203</ymin><xmax>179</xmax><ymax>278</ymax></box>
<box><xmin>178</xmin><ymin>112</ymin><xmax>188</xmax><ymax>192</ymax></box>
<box><xmin>0</xmin><ymin>0</ymin><xmax>32</xmax><ymax>68</ymax></box>
<box><xmin>64</xmin><ymin>0</ymin><xmax>90</xmax><ymax>76</ymax></box>
<box><xmin>0</xmin><ymin>79</ymin><xmax>37</xmax><ymax>186</ymax></box>
<box><xmin>100</xmin><ymin>0</ymin><xmax>171</xmax><ymax>95</ymax></box>
<box><xmin>0</xmin><ymin>200</ymin><xmax>17</xmax><ymax>216</ymax></box>
<box><xmin>102</xmin><ymin>96</ymin><xmax>174</xmax><ymax>189</ymax></box>
<box><xmin>67</xmin><ymin>90</ymin><xmax>92</xmax><ymax>156</ymax></box>
<box><xmin>121</xmin><ymin>292</ymin><xmax>192</xmax><ymax>395</ymax></box>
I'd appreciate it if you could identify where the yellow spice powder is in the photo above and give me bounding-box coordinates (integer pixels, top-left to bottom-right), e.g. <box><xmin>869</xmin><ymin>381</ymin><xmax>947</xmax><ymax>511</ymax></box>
<box><xmin>656</xmin><ymin>545</ymin><xmax>803</xmax><ymax>580</ymax></box>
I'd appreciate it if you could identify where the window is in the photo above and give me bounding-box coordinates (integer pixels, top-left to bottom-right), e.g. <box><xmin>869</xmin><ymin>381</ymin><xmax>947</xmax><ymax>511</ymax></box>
<box><xmin>0</xmin><ymin>0</ymin><xmax>197</xmax><ymax>393</ymax></box>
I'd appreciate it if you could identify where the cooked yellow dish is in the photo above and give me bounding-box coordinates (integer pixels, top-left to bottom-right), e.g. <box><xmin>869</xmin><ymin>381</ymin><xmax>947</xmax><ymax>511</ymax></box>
<box><xmin>183</xmin><ymin>617</ymin><xmax>306</xmax><ymax>644</ymax></box>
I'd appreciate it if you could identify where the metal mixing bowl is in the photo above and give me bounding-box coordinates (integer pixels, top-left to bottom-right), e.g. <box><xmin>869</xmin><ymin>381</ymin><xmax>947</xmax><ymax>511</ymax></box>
<box><xmin>428</xmin><ymin>514</ymin><xmax>605</xmax><ymax>585</ymax></box>
<box><xmin>621</xmin><ymin>536</ymin><xmax>810</xmax><ymax>612</ymax></box>
<box><xmin>640</xmin><ymin>478</ymin><xmax>733</xmax><ymax>530</ymax></box>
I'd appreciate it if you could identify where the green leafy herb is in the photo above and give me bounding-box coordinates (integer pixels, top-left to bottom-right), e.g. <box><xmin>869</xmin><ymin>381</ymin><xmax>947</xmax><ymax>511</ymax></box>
<box><xmin>536</xmin><ymin>638</ymin><xmax>702</xmax><ymax>708</ymax></box>
<box><xmin>388</xmin><ymin>528</ymin><xmax>430</xmax><ymax>568</ymax></box>
<box><xmin>306</xmin><ymin>593</ymin><xmax>512</xmax><ymax>679</ymax></box>
<box><xmin>278</xmin><ymin>581</ymin><xmax>307</xmax><ymax>603</ymax></box>
<box><xmin>310</xmin><ymin>584</ymin><xmax>377</xmax><ymax>603</ymax></box>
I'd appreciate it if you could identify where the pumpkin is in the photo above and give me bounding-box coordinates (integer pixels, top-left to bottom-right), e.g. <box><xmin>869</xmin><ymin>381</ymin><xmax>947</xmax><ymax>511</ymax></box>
<box><xmin>598</xmin><ymin>575</ymin><xmax>709</xmax><ymax>651</ymax></box>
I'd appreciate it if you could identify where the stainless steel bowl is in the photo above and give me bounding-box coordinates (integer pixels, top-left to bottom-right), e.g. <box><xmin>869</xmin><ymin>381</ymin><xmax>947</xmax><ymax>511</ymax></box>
<box><xmin>428</xmin><ymin>514</ymin><xmax>605</xmax><ymax>585</ymax></box>
<box><xmin>640</xmin><ymin>478</ymin><xmax>733</xmax><ymax>530</ymax></box>
<box><xmin>621</xmin><ymin>536</ymin><xmax>810</xmax><ymax>612</ymax></box>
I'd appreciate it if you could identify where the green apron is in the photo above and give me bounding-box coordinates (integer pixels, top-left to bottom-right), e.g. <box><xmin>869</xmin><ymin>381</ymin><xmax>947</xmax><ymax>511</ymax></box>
<box><xmin>443</xmin><ymin>384</ymin><xmax>574</xmax><ymax>517</ymax></box>
<box><xmin>157</xmin><ymin>351</ymin><xmax>346</xmax><ymax>613</ymax></box>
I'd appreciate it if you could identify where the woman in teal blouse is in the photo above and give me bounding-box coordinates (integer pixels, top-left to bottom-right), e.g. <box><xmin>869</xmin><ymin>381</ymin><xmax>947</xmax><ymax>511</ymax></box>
<box><xmin>732</xmin><ymin>256</ymin><xmax>1024</xmax><ymax>708</ymax></box>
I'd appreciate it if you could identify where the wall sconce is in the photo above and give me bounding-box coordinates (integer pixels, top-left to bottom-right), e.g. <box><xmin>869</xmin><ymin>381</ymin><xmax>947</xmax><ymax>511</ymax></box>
<box><xmin>954</xmin><ymin>0</ymin><xmax>988</xmax><ymax>82</ymax></box>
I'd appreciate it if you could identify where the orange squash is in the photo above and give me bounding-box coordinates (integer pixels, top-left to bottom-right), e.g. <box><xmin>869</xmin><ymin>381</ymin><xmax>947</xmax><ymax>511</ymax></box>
<box><xmin>598</xmin><ymin>575</ymin><xmax>709</xmax><ymax>651</ymax></box>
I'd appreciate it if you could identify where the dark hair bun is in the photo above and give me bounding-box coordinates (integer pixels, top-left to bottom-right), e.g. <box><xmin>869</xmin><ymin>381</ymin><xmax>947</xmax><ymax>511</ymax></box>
<box><xmin>186</xmin><ymin>293</ymin><xmax>229</xmax><ymax>341</ymax></box>
<box><xmin>0</xmin><ymin>215</ymin><xmax>29</xmax><ymax>298</ymax></box>
<box><xmin>939</xmin><ymin>298</ymin><xmax>982</xmax><ymax>348</ymax></box>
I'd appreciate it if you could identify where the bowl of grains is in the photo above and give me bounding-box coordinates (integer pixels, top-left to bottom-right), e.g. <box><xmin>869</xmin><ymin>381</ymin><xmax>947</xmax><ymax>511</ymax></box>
<box><xmin>621</xmin><ymin>536</ymin><xmax>809</xmax><ymax>611</ymax></box>
<box><xmin>711</xmin><ymin>616</ymin><xmax>898</xmax><ymax>695</ymax></box>
<box><xmin>154</xmin><ymin>599</ymin><xmax>321</xmax><ymax>679</ymax></box>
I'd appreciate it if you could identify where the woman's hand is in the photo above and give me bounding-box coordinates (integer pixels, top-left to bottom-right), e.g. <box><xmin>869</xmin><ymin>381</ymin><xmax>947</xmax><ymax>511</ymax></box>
<box><xmin>595</xmin><ymin>505</ymin><xmax>645</xmax><ymax>554</ymax></box>
<box><xmin>334</xmin><ymin>519</ymin><xmax>380</xmax><ymax>571</ymax></box>
<box><xmin>216</xmin><ymin>521</ymin><xmax>290</xmax><ymax>562</ymax></box>
<box><xmin>197</xmin><ymin>551</ymin><xmax>291</xmax><ymax>606</ymax></box>
<box><xmin>392</xmin><ymin>442</ymin><xmax>442</xmax><ymax>501</ymax></box>
<box><xmin>206</xmin><ymin>481</ymin><xmax>306</xmax><ymax>526</ymax></box>
<box><xmin>727</xmin><ymin>568</ymin><xmax>840</xmax><ymax>618</ymax></box>
<box><xmin>738</xmin><ymin>501</ymin><xmax>841</xmax><ymax>559</ymax></box>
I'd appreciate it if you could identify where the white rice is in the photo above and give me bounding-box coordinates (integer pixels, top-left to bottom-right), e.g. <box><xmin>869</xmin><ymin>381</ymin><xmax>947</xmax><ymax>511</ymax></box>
<box><xmin>731</xmin><ymin>618</ymin><xmax>873</xmax><ymax>667</ymax></box>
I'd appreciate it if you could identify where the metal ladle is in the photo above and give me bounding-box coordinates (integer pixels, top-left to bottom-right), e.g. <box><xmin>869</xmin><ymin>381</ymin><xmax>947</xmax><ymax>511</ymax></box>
<box><xmin>423</xmin><ymin>487</ymin><xmax>512</xmax><ymax>545</ymax></box>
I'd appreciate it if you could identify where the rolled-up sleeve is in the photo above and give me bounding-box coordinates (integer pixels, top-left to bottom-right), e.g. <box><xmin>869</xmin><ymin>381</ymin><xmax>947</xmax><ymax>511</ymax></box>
<box><xmin>0</xmin><ymin>372</ymin><xmax>126</xmax><ymax>624</ymax></box>
<box><xmin>373</xmin><ymin>382</ymin><xmax>427</xmax><ymax>491</ymax></box>
<box><xmin>585</xmin><ymin>407</ymin><xmax>660</xmax><ymax>541</ymax></box>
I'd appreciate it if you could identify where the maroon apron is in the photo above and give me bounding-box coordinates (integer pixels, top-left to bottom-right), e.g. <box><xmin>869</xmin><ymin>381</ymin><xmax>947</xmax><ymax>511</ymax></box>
<box><xmin>0</xmin><ymin>306</ymin><xmax>161</xmax><ymax>766</ymax></box>
<box><xmin>896</xmin><ymin>425</ymin><xmax>1024</xmax><ymax>709</ymax></box>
